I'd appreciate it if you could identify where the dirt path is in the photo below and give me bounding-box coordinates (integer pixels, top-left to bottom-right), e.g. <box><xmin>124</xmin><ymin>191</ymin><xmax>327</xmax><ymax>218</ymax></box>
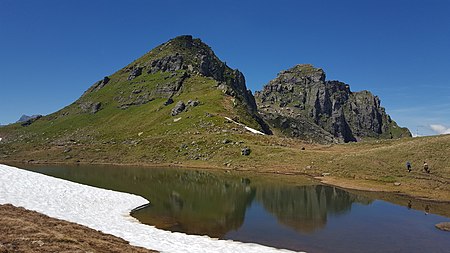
<box><xmin>0</xmin><ymin>204</ymin><xmax>157</xmax><ymax>253</ymax></box>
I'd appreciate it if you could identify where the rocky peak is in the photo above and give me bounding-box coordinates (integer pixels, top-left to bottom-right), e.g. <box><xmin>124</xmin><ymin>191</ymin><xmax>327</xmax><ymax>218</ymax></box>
<box><xmin>256</xmin><ymin>64</ymin><xmax>411</xmax><ymax>143</ymax></box>
<box><xmin>143</xmin><ymin>36</ymin><xmax>261</xmax><ymax>118</ymax></box>
<box><xmin>78</xmin><ymin>35</ymin><xmax>270</xmax><ymax>133</ymax></box>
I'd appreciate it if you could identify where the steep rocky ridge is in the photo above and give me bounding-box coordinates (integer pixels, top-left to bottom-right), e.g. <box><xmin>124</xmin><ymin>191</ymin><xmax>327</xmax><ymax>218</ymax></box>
<box><xmin>255</xmin><ymin>64</ymin><xmax>411</xmax><ymax>143</ymax></box>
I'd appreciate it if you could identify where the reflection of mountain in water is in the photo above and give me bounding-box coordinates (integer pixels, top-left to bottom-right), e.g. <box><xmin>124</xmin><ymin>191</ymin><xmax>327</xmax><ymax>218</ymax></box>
<box><xmin>22</xmin><ymin>165</ymin><xmax>255</xmax><ymax>238</ymax></box>
<box><xmin>131</xmin><ymin>170</ymin><xmax>255</xmax><ymax>238</ymax></box>
<box><xmin>21</xmin><ymin>165</ymin><xmax>374</xmax><ymax>238</ymax></box>
<box><xmin>257</xmin><ymin>185</ymin><xmax>373</xmax><ymax>233</ymax></box>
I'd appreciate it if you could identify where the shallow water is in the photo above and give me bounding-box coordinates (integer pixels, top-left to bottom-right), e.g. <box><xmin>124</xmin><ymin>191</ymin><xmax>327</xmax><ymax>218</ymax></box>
<box><xmin>18</xmin><ymin>164</ymin><xmax>450</xmax><ymax>253</ymax></box>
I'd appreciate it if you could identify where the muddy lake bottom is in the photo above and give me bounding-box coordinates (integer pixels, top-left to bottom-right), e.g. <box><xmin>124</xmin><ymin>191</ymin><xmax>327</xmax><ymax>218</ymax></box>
<box><xmin>16</xmin><ymin>164</ymin><xmax>450</xmax><ymax>253</ymax></box>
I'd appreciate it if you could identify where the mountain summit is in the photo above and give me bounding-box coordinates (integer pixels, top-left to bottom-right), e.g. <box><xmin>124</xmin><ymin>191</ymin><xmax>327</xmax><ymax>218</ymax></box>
<box><xmin>255</xmin><ymin>64</ymin><xmax>411</xmax><ymax>143</ymax></box>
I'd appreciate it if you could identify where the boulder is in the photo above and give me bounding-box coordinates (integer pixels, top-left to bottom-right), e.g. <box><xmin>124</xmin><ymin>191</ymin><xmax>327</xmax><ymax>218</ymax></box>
<box><xmin>187</xmin><ymin>100</ymin><xmax>199</xmax><ymax>107</ymax></box>
<box><xmin>241</xmin><ymin>147</ymin><xmax>251</xmax><ymax>156</ymax></box>
<box><xmin>171</xmin><ymin>101</ymin><xmax>186</xmax><ymax>116</ymax></box>
<box><xmin>164</xmin><ymin>98</ymin><xmax>174</xmax><ymax>106</ymax></box>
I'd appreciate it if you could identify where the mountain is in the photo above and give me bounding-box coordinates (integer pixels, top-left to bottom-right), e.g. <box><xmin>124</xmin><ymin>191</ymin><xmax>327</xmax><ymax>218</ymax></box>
<box><xmin>0</xmin><ymin>35</ymin><xmax>271</xmax><ymax>163</ymax></box>
<box><xmin>17</xmin><ymin>114</ymin><xmax>42</xmax><ymax>124</ymax></box>
<box><xmin>255</xmin><ymin>64</ymin><xmax>411</xmax><ymax>143</ymax></box>
<box><xmin>0</xmin><ymin>36</ymin><xmax>410</xmax><ymax>164</ymax></box>
<box><xmin>70</xmin><ymin>35</ymin><xmax>269</xmax><ymax>133</ymax></box>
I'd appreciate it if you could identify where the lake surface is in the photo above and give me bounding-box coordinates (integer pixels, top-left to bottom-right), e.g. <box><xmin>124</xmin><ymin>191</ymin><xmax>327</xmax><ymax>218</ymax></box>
<box><xmin>17</xmin><ymin>164</ymin><xmax>450</xmax><ymax>253</ymax></box>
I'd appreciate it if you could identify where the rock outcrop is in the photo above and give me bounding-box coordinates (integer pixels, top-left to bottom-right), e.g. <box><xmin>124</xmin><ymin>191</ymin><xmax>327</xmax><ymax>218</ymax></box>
<box><xmin>79</xmin><ymin>101</ymin><xmax>102</xmax><ymax>114</ymax></box>
<box><xmin>142</xmin><ymin>35</ymin><xmax>260</xmax><ymax>117</ymax></box>
<box><xmin>255</xmin><ymin>64</ymin><xmax>411</xmax><ymax>143</ymax></box>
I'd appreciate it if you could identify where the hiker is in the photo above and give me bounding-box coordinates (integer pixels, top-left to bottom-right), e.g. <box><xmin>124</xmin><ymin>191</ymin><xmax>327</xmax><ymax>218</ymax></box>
<box><xmin>423</xmin><ymin>161</ymin><xmax>430</xmax><ymax>173</ymax></box>
<box><xmin>406</xmin><ymin>161</ymin><xmax>412</xmax><ymax>172</ymax></box>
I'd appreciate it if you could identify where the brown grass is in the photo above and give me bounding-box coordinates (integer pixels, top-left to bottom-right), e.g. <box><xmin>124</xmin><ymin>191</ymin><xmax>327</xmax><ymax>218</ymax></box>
<box><xmin>0</xmin><ymin>204</ymin><xmax>157</xmax><ymax>253</ymax></box>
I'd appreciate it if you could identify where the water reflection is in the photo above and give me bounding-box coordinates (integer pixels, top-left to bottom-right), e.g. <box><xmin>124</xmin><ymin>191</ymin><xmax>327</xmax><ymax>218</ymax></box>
<box><xmin>132</xmin><ymin>171</ymin><xmax>256</xmax><ymax>237</ymax></box>
<box><xmin>131</xmin><ymin>171</ymin><xmax>373</xmax><ymax>236</ymax></box>
<box><xmin>15</xmin><ymin>164</ymin><xmax>372</xmax><ymax>236</ymax></box>
<box><xmin>257</xmin><ymin>185</ymin><xmax>372</xmax><ymax>233</ymax></box>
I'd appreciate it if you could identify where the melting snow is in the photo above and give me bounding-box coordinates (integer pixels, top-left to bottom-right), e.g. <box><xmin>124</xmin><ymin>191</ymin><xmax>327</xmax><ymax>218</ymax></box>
<box><xmin>224</xmin><ymin>117</ymin><xmax>266</xmax><ymax>135</ymax></box>
<box><xmin>0</xmin><ymin>164</ymin><xmax>301</xmax><ymax>253</ymax></box>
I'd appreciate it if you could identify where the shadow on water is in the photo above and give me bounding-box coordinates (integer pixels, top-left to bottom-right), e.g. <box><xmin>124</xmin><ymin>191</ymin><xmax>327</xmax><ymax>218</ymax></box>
<box><xmin>15</xmin><ymin>163</ymin><xmax>450</xmax><ymax>253</ymax></box>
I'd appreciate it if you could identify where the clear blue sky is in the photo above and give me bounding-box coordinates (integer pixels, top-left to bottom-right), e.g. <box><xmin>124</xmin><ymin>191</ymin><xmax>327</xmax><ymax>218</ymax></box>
<box><xmin>1</xmin><ymin>0</ymin><xmax>449</xmax><ymax>136</ymax></box>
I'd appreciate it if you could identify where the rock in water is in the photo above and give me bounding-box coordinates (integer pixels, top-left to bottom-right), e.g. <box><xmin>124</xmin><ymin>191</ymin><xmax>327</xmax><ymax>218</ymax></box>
<box><xmin>436</xmin><ymin>222</ymin><xmax>450</xmax><ymax>232</ymax></box>
<box><xmin>255</xmin><ymin>64</ymin><xmax>411</xmax><ymax>143</ymax></box>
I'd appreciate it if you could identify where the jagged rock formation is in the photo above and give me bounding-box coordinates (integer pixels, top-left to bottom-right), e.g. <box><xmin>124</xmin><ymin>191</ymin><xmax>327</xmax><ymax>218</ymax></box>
<box><xmin>255</xmin><ymin>64</ymin><xmax>411</xmax><ymax>143</ymax></box>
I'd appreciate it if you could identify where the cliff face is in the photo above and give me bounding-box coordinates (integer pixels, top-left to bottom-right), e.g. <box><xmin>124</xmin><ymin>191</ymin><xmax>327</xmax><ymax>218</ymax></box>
<box><xmin>255</xmin><ymin>64</ymin><xmax>411</xmax><ymax>143</ymax></box>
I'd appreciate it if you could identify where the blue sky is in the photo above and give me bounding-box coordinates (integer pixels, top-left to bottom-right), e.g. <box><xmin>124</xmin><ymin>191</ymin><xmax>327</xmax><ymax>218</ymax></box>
<box><xmin>0</xmin><ymin>0</ymin><xmax>449</xmax><ymax>136</ymax></box>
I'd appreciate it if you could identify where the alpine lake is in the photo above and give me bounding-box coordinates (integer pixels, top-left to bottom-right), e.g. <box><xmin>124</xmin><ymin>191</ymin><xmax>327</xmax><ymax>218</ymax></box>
<box><xmin>17</xmin><ymin>164</ymin><xmax>450</xmax><ymax>253</ymax></box>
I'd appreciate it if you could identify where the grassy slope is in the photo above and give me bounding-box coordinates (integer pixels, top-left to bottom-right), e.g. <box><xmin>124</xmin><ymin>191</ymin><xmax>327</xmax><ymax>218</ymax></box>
<box><xmin>1</xmin><ymin>112</ymin><xmax>449</xmax><ymax>202</ymax></box>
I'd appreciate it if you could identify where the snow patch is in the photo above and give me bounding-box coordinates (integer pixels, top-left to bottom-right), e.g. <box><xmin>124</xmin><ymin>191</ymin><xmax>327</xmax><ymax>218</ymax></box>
<box><xmin>0</xmin><ymin>164</ymin><xmax>301</xmax><ymax>253</ymax></box>
<box><xmin>224</xmin><ymin>117</ymin><xmax>265</xmax><ymax>135</ymax></box>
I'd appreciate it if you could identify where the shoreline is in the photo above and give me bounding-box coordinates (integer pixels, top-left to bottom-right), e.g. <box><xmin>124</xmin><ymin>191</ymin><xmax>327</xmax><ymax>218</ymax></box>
<box><xmin>3</xmin><ymin>159</ymin><xmax>450</xmax><ymax>204</ymax></box>
<box><xmin>0</xmin><ymin>163</ymin><xmax>303</xmax><ymax>253</ymax></box>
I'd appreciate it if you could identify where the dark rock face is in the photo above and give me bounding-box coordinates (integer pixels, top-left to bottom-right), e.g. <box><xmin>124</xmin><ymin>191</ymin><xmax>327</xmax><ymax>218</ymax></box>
<box><xmin>255</xmin><ymin>64</ymin><xmax>411</xmax><ymax>143</ymax></box>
